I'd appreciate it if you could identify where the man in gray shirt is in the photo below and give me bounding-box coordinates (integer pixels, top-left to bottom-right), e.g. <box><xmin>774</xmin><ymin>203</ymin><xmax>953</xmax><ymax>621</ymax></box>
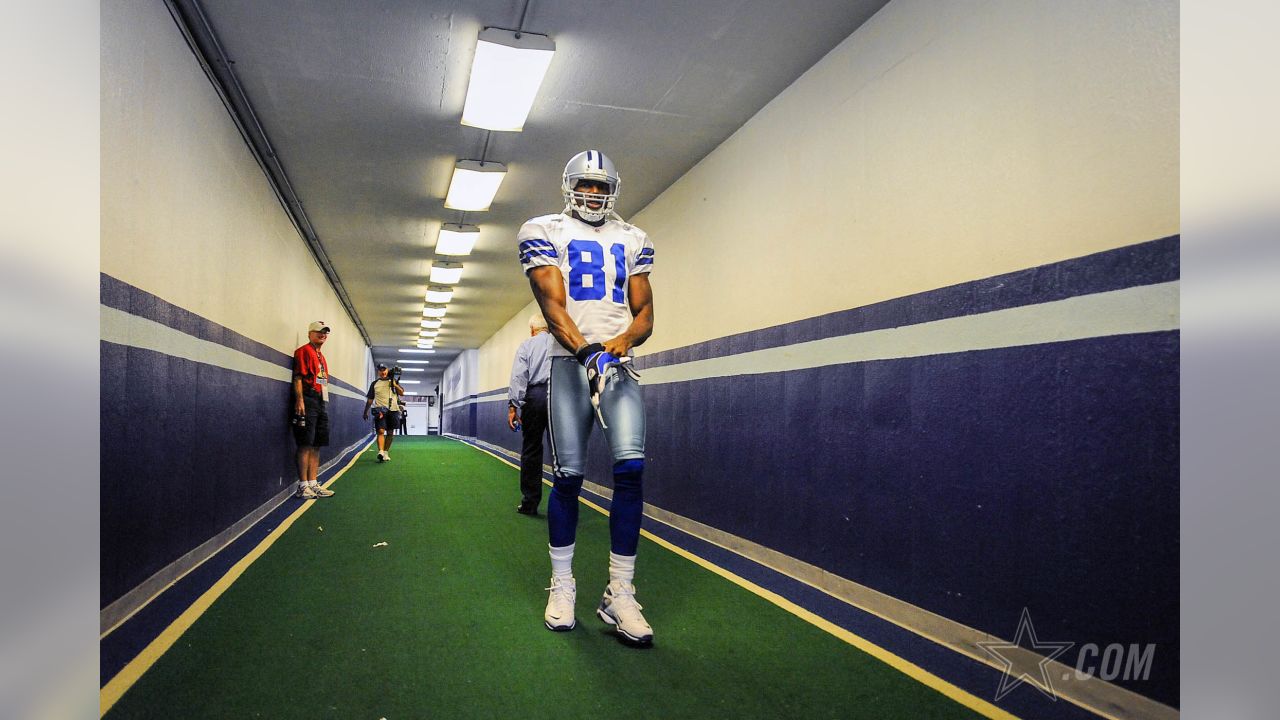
<box><xmin>509</xmin><ymin>314</ymin><xmax>554</xmax><ymax>515</ymax></box>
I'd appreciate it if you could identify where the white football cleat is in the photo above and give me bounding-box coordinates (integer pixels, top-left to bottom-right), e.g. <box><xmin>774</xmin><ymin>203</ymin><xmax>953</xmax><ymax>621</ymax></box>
<box><xmin>544</xmin><ymin>576</ymin><xmax>577</xmax><ymax>631</ymax></box>
<box><xmin>597</xmin><ymin>580</ymin><xmax>653</xmax><ymax>645</ymax></box>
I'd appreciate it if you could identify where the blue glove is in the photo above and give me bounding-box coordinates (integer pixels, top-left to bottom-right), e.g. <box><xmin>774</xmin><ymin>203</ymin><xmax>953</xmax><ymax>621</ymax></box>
<box><xmin>577</xmin><ymin>342</ymin><xmax>624</xmax><ymax>389</ymax></box>
<box><xmin>575</xmin><ymin>343</ymin><xmax>626</xmax><ymax>428</ymax></box>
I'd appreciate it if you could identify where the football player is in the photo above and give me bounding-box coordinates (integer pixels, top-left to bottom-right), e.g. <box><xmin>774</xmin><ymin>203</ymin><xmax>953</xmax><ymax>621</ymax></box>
<box><xmin>518</xmin><ymin>150</ymin><xmax>656</xmax><ymax>645</ymax></box>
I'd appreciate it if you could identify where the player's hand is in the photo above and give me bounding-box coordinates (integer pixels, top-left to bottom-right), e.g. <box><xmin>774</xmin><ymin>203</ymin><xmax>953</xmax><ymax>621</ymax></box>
<box><xmin>602</xmin><ymin>336</ymin><xmax>631</xmax><ymax>358</ymax></box>
<box><xmin>507</xmin><ymin>405</ymin><xmax>520</xmax><ymax>431</ymax></box>
<box><xmin>576</xmin><ymin>342</ymin><xmax>624</xmax><ymax>391</ymax></box>
<box><xmin>362</xmin><ymin>412</ymin><xmax>369</xmax><ymax>421</ymax></box>
<box><xmin>601</xmin><ymin>336</ymin><xmax>642</xmax><ymax>383</ymax></box>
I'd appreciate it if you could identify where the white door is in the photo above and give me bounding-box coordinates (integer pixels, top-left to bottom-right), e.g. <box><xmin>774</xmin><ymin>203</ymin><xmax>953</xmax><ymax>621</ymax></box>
<box><xmin>406</xmin><ymin>405</ymin><xmax>429</xmax><ymax>435</ymax></box>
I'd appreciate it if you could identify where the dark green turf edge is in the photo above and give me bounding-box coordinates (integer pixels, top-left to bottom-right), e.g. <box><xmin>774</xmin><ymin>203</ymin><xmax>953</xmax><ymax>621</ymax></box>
<box><xmin>105</xmin><ymin>436</ymin><xmax>987</xmax><ymax>720</ymax></box>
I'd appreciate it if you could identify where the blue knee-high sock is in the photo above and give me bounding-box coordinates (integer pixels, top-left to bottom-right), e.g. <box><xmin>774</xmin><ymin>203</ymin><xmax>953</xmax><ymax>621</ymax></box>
<box><xmin>548</xmin><ymin>474</ymin><xmax>583</xmax><ymax>548</ymax></box>
<box><xmin>609</xmin><ymin>459</ymin><xmax>644</xmax><ymax>556</ymax></box>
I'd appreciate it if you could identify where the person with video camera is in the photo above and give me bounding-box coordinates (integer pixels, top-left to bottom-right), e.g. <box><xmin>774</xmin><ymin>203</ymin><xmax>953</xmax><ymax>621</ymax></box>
<box><xmin>363</xmin><ymin>363</ymin><xmax>405</xmax><ymax>462</ymax></box>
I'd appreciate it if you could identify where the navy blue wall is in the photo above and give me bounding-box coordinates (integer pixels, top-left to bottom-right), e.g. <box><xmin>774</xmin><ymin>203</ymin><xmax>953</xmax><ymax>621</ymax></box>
<box><xmin>450</xmin><ymin>236</ymin><xmax>1179</xmax><ymax>705</ymax></box>
<box><xmin>469</xmin><ymin>389</ymin><xmax>550</xmax><ymax>463</ymax></box>
<box><xmin>100</xmin><ymin>275</ymin><xmax>369</xmax><ymax>608</ymax></box>
<box><xmin>443</xmin><ymin>396</ymin><xmax>478</xmax><ymax>439</ymax></box>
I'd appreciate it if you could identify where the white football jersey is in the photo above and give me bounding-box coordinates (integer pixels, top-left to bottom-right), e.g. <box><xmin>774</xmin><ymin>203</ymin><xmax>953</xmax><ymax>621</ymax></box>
<box><xmin>518</xmin><ymin>213</ymin><xmax>654</xmax><ymax>356</ymax></box>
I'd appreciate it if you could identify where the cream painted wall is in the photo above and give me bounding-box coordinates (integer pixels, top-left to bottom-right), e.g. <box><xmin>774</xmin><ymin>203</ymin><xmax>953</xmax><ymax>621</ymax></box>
<box><xmin>477</xmin><ymin>299</ymin><xmax>545</xmax><ymax>391</ymax></box>
<box><xmin>450</xmin><ymin>0</ymin><xmax>1177</xmax><ymax>391</ymax></box>
<box><xmin>631</xmin><ymin>0</ymin><xmax>1178</xmax><ymax>353</ymax></box>
<box><xmin>442</xmin><ymin>349</ymin><xmax>479</xmax><ymax>402</ymax></box>
<box><xmin>101</xmin><ymin>0</ymin><xmax>367</xmax><ymax>382</ymax></box>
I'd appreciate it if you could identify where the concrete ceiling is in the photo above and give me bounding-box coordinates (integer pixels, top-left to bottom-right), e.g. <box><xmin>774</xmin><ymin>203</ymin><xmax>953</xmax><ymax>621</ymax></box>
<box><xmin>197</xmin><ymin>0</ymin><xmax>888</xmax><ymax>387</ymax></box>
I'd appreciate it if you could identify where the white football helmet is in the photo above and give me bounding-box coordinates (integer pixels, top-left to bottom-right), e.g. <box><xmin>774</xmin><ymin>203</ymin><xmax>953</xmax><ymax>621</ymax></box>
<box><xmin>562</xmin><ymin>150</ymin><xmax>621</xmax><ymax>223</ymax></box>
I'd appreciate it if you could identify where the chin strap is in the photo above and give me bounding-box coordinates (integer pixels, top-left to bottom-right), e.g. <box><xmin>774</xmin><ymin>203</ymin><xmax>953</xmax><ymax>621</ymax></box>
<box><xmin>562</xmin><ymin>195</ymin><xmax>624</xmax><ymax>224</ymax></box>
<box><xmin>562</xmin><ymin>204</ymin><xmax>625</xmax><ymax>225</ymax></box>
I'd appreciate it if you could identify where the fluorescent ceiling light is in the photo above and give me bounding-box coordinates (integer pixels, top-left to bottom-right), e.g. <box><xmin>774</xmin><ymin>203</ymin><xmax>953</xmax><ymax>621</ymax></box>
<box><xmin>423</xmin><ymin>305</ymin><xmax>447</xmax><ymax>319</ymax></box>
<box><xmin>436</xmin><ymin>224</ymin><xmax>480</xmax><ymax>257</ymax></box>
<box><xmin>429</xmin><ymin>261</ymin><xmax>463</xmax><ymax>285</ymax></box>
<box><xmin>421</xmin><ymin>319</ymin><xmax>443</xmax><ymax>329</ymax></box>
<box><xmin>401</xmin><ymin>368</ymin><xmax>425</xmax><ymax>372</ymax></box>
<box><xmin>399</xmin><ymin>349</ymin><xmax>434</xmax><ymax>354</ymax></box>
<box><xmin>425</xmin><ymin>286</ymin><xmax>454</xmax><ymax>304</ymax></box>
<box><xmin>461</xmin><ymin>29</ymin><xmax>556</xmax><ymax>132</ymax></box>
<box><xmin>399</xmin><ymin>380</ymin><xmax>422</xmax><ymax>385</ymax></box>
<box><xmin>420</xmin><ymin>330</ymin><xmax>439</xmax><ymax>337</ymax></box>
<box><xmin>444</xmin><ymin>160</ymin><xmax>506</xmax><ymax>211</ymax></box>
<box><xmin>399</xmin><ymin>360</ymin><xmax>431</xmax><ymax>364</ymax></box>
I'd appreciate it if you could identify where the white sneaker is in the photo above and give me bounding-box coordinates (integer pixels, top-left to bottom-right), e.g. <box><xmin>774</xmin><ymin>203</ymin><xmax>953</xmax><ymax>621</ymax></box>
<box><xmin>544</xmin><ymin>576</ymin><xmax>577</xmax><ymax>631</ymax></box>
<box><xmin>376</xmin><ymin>451</ymin><xmax>387</xmax><ymax>463</ymax></box>
<box><xmin>311</xmin><ymin>484</ymin><xmax>334</xmax><ymax>498</ymax></box>
<box><xmin>383</xmin><ymin>451</ymin><xmax>391</xmax><ymax>462</ymax></box>
<box><xmin>296</xmin><ymin>484</ymin><xmax>317</xmax><ymax>499</ymax></box>
<box><xmin>597</xmin><ymin>580</ymin><xmax>653</xmax><ymax>645</ymax></box>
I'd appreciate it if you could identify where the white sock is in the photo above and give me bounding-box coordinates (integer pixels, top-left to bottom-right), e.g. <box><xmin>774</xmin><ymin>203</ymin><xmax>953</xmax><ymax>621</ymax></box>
<box><xmin>549</xmin><ymin>543</ymin><xmax>575</xmax><ymax>581</ymax></box>
<box><xmin>609</xmin><ymin>552</ymin><xmax>636</xmax><ymax>586</ymax></box>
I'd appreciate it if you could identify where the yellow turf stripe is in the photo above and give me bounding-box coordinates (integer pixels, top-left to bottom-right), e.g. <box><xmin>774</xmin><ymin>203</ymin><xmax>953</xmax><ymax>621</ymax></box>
<box><xmin>635</xmin><ymin>528</ymin><xmax>1020</xmax><ymax>720</ymax></box>
<box><xmin>460</xmin><ymin>439</ymin><xmax>1021</xmax><ymax>720</ymax></box>
<box><xmin>99</xmin><ymin>444</ymin><xmax>368</xmax><ymax>717</ymax></box>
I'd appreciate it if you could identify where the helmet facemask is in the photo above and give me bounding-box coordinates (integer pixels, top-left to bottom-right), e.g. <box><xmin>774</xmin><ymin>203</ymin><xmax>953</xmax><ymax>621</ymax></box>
<box><xmin>562</xmin><ymin>181</ymin><xmax>618</xmax><ymax>223</ymax></box>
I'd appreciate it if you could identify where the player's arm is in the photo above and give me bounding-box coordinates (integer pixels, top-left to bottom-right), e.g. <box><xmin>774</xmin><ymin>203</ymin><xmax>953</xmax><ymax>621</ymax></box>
<box><xmin>602</xmin><ymin>273</ymin><xmax>653</xmax><ymax>357</ymax></box>
<box><xmin>528</xmin><ymin>265</ymin><xmax>590</xmax><ymax>355</ymax></box>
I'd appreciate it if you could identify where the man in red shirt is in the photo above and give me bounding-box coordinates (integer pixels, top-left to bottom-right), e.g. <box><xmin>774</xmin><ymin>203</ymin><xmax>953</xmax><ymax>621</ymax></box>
<box><xmin>292</xmin><ymin>321</ymin><xmax>336</xmax><ymax>499</ymax></box>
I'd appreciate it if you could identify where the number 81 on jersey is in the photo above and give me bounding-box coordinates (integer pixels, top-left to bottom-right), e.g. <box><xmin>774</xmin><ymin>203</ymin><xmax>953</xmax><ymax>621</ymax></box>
<box><xmin>567</xmin><ymin>239</ymin><xmax>628</xmax><ymax>304</ymax></box>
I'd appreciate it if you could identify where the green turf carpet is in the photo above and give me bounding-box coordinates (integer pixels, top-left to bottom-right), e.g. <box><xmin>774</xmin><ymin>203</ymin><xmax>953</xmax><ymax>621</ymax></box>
<box><xmin>105</xmin><ymin>436</ymin><xmax>985</xmax><ymax>719</ymax></box>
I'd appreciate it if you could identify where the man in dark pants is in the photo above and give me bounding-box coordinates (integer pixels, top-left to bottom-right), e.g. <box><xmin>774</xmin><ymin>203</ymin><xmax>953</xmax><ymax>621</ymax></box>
<box><xmin>508</xmin><ymin>314</ymin><xmax>554</xmax><ymax>515</ymax></box>
<box><xmin>363</xmin><ymin>364</ymin><xmax>404</xmax><ymax>462</ymax></box>
<box><xmin>292</xmin><ymin>321</ymin><xmax>336</xmax><ymax>499</ymax></box>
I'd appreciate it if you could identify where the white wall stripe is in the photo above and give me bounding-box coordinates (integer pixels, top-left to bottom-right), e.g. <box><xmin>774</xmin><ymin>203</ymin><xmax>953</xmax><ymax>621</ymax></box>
<box><xmin>472</xmin><ymin>394</ymin><xmax>511</xmax><ymax>405</ymax></box>
<box><xmin>639</xmin><ymin>282</ymin><xmax>1179</xmax><ymax>386</ymax></box>
<box><xmin>100</xmin><ymin>305</ymin><xmax>366</xmax><ymax>401</ymax></box>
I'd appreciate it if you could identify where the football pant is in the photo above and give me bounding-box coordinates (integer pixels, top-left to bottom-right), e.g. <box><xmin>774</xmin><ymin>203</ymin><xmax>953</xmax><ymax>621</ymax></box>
<box><xmin>547</xmin><ymin>356</ymin><xmax>645</xmax><ymax>477</ymax></box>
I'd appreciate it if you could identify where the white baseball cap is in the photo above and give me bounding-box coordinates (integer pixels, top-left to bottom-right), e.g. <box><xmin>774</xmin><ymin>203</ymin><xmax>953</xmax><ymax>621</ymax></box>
<box><xmin>307</xmin><ymin>321</ymin><xmax>331</xmax><ymax>333</ymax></box>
